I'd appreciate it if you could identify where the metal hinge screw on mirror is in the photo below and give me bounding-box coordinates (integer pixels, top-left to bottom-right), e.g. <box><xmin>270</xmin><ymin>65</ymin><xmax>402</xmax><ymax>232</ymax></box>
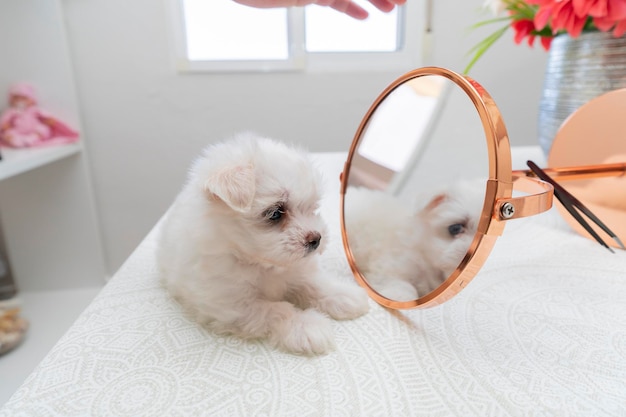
<box><xmin>500</xmin><ymin>202</ymin><xmax>515</xmax><ymax>219</ymax></box>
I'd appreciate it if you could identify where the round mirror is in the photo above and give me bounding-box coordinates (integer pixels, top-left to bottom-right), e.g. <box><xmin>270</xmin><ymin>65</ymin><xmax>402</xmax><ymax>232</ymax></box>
<box><xmin>341</xmin><ymin>68</ymin><xmax>494</xmax><ymax>308</ymax></box>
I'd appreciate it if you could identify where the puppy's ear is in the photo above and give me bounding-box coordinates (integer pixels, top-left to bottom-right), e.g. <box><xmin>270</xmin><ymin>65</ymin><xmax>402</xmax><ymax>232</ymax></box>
<box><xmin>204</xmin><ymin>164</ymin><xmax>256</xmax><ymax>213</ymax></box>
<box><xmin>423</xmin><ymin>193</ymin><xmax>447</xmax><ymax>212</ymax></box>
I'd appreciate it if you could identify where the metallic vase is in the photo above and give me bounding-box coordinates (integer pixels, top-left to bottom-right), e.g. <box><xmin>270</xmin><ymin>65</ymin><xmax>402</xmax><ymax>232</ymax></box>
<box><xmin>538</xmin><ymin>31</ymin><xmax>626</xmax><ymax>154</ymax></box>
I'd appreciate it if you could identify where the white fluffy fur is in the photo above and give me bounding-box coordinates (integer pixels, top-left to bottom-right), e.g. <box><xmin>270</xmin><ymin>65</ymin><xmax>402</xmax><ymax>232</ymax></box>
<box><xmin>344</xmin><ymin>187</ymin><xmax>438</xmax><ymax>301</ymax></box>
<box><xmin>157</xmin><ymin>132</ymin><xmax>369</xmax><ymax>355</ymax></box>
<box><xmin>416</xmin><ymin>180</ymin><xmax>486</xmax><ymax>279</ymax></box>
<box><xmin>344</xmin><ymin>179</ymin><xmax>485</xmax><ymax>301</ymax></box>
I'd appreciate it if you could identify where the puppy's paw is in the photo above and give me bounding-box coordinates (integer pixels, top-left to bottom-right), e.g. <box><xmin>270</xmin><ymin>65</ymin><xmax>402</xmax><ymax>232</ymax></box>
<box><xmin>273</xmin><ymin>309</ymin><xmax>335</xmax><ymax>355</ymax></box>
<box><xmin>316</xmin><ymin>284</ymin><xmax>370</xmax><ymax>321</ymax></box>
<box><xmin>377</xmin><ymin>279</ymin><xmax>419</xmax><ymax>302</ymax></box>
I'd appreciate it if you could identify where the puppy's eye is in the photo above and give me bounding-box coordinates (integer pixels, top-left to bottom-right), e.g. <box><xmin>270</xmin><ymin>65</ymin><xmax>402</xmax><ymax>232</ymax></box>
<box><xmin>269</xmin><ymin>209</ymin><xmax>284</xmax><ymax>221</ymax></box>
<box><xmin>265</xmin><ymin>204</ymin><xmax>286</xmax><ymax>223</ymax></box>
<box><xmin>448</xmin><ymin>223</ymin><xmax>466</xmax><ymax>237</ymax></box>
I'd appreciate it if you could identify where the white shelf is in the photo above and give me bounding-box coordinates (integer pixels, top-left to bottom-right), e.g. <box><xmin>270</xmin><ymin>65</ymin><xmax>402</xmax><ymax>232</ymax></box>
<box><xmin>0</xmin><ymin>143</ymin><xmax>82</xmax><ymax>181</ymax></box>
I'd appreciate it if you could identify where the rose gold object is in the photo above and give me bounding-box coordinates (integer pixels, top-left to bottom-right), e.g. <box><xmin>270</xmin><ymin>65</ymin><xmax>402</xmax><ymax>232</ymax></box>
<box><xmin>512</xmin><ymin>89</ymin><xmax>626</xmax><ymax>249</ymax></box>
<box><xmin>545</xmin><ymin>89</ymin><xmax>626</xmax><ymax>249</ymax></box>
<box><xmin>340</xmin><ymin>67</ymin><xmax>626</xmax><ymax>310</ymax></box>
<box><xmin>339</xmin><ymin>67</ymin><xmax>555</xmax><ymax>310</ymax></box>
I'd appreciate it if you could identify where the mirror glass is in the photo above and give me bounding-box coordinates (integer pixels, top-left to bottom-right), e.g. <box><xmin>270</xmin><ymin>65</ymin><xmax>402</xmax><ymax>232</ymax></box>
<box><xmin>343</xmin><ymin>74</ymin><xmax>490</xmax><ymax>302</ymax></box>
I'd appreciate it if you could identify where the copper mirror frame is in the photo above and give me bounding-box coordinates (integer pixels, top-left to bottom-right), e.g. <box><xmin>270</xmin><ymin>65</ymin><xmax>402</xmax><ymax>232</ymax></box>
<box><xmin>339</xmin><ymin>66</ymin><xmax>625</xmax><ymax>310</ymax></box>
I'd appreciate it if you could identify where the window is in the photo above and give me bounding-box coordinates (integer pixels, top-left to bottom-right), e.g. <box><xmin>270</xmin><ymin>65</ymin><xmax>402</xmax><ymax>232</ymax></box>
<box><xmin>167</xmin><ymin>0</ymin><xmax>428</xmax><ymax>72</ymax></box>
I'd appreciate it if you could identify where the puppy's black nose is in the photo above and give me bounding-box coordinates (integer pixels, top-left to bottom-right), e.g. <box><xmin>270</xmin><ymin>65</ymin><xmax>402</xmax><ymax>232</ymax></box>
<box><xmin>306</xmin><ymin>232</ymin><xmax>321</xmax><ymax>252</ymax></box>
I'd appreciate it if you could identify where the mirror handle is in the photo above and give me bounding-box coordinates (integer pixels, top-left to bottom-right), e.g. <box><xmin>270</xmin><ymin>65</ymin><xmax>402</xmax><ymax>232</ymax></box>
<box><xmin>494</xmin><ymin>176</ymin><xmax>554</xmax><ymax>222</ymax></box>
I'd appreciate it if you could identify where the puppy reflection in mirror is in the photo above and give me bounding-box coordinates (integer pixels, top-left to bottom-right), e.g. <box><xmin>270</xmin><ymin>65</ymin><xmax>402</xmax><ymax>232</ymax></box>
<box><xmin>158</xmin><ymin>133</ymin><xmax>369</xmax><ymax>355</ymax></box>
<box><xmin>345</xmin><ymin>187</ymin><xmax>438</xmax><ymax>301</ymax></box>
<box><xmin>344</xmin><ymin>180</ymin><xmax>483</xmax><ymax>301</ymax></box>
<box><xmin>416</xmin><ymin>180</ymin><xmax>485</xmax><ymax>282</ymax></box>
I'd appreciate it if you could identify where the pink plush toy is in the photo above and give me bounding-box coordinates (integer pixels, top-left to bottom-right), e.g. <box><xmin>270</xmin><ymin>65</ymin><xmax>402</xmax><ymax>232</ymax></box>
<box><xmin>0</xmin><ymin>83</ymin><xmax>79</xmax><ymax>148</ymax></box>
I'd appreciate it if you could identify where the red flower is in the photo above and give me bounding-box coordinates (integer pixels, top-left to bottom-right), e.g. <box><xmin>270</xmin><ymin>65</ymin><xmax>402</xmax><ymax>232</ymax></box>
<box><xmin>540</xmin><ymin>35</ymin><xmax>553</xmax><ymax>49</ymax></box>
<box><xmin>467</xmin><ymin>0</ymin><xmax>626</xmax><ymax>72</ymax></box>
<box><xmin>527</xmin><ymin>0</ymin><xmax>556</xmax><ymax>29</ymax></box>
<box><xmin>511</xmin><ymin>17</ymin><xmax>554</xmax><ymax>49</ymax></box>
<box><xmin>579</xmin><ymin>0</ymin><xmax>626</xmax><ymax>34</ymax></box>
<box><xmin>594</xmin><ymin>14</ymin><xmax>626</xmax><ymax>34</ymax></box>
<box><xmin>531</xmin><ymin>0</ymin><xmax>588</xmax><ymax>37</ymax></box>
<box><xmin>512</xmin><ymin>18</ymin><xmax>537</xmax><ymax>45</ymax></box>
<box><xmin>573</xmin><ymin>0</ymin><xmax>626</xmax><ymax>20</ymax></box>
<box><xmin>613</xmin><ymin>18</ymin><xmax>626</xmax><ymax>34</ymax></box>
<box><xmin>552</xmin><ymin>0</ymin><xmax>589</xmax><ymax>36</ymax></box>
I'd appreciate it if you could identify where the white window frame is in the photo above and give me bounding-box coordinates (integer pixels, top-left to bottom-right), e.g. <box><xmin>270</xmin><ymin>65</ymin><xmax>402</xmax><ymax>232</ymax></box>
<box><xmin>166</xmin><ymin>0</ymin><xmax>429</xmax><ymax>73</ymax></box>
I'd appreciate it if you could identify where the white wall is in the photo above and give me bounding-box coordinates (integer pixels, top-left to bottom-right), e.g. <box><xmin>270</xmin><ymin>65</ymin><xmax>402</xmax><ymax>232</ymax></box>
<box><xmin>56</xmin><ymin>0</ymin><xmax>548</xmax><ymax>274</ymax></box>
<box><xmin>0</xmin><ymin>0</ymin><xmax>106</xmax><ymax>290</ymax></box>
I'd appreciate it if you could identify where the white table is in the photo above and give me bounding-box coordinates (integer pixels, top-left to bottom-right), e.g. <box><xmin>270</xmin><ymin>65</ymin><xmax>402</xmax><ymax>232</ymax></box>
<box><xmin>2</xmin><ymin>150</ymin><xmax>625</xmax><ymax>416</ymax></box>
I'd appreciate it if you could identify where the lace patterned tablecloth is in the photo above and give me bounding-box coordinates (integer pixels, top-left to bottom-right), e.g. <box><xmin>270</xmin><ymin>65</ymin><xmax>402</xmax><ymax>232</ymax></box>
<box><xmin>2</xmin><ymin>152</ymin><xmax>625</xmax><ymax>416</ymax></box>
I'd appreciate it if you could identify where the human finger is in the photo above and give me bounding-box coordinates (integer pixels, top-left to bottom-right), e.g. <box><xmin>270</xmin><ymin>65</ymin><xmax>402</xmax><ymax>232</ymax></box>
<box><xmin>367</xmin><ymin>0</ymin><xmax>406</xmax><ymax>13</ymax></box>
<box><xmin>325</xmin><ymin>0</ymin><xmax>369</xmax><ymax>19</ymax></box>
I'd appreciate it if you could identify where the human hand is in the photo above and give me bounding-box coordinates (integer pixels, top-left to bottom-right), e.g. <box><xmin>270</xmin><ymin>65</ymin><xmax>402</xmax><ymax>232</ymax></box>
<box><xmin>232</xmin><ymin>0</ymin><xmax>406</xmax><ymax>20</ymax></box>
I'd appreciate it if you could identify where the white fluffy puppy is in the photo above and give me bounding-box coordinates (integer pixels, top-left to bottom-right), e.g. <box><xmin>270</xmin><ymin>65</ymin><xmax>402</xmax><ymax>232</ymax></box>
<box><xmin>344</xmin><ymin>179</ymin><xmax>484</xmax><ymax>301</ymax></box>
<box><xmin>157</xmin><ymin>132</ymin><xmax>369</xmax><ymax>355</ymax></box>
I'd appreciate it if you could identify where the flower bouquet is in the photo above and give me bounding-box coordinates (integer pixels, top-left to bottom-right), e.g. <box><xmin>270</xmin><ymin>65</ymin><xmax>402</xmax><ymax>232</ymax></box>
<box><xmin>466</xmin><ymin>0</ymin><xmax>626</xmax><ymax>72</ymax></box>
